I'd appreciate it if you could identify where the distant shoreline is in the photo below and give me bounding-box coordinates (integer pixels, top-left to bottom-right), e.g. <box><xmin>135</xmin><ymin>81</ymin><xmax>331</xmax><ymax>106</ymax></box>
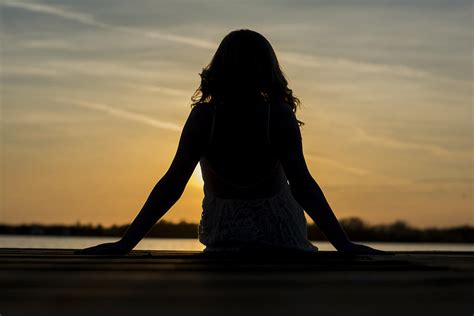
<box><xmin>1</xmin><ymin>217</ymin><xmax>472</xmax><ymax>243</ymax></box>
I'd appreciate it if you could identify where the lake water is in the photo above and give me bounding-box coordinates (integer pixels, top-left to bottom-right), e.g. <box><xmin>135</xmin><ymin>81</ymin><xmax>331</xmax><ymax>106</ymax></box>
<box><xmin>0</xmin><ymin>235</ymin><xmax>472</xmax><ymax>252</ymax></box>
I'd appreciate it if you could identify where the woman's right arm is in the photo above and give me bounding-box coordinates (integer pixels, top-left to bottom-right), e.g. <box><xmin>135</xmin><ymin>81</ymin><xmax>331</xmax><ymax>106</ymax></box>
<box><xmin>274</xmin><ymin>104</ymin><xmax>386</xmax><ymax>254</ymax></box>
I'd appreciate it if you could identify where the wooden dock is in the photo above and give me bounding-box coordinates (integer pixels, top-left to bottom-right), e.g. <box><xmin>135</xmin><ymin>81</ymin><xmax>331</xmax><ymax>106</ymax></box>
<box><xmin>1</xmin><ymin>248</ymin><xmax>473</xmax><ymax>316</ymax></box>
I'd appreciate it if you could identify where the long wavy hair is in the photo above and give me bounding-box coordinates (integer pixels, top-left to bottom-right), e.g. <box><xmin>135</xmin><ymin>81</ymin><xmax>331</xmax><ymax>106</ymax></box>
<box><xmin>190</xmin><ymin>29</ymin><xmax>304</xmax><ymax>126</ymax></box>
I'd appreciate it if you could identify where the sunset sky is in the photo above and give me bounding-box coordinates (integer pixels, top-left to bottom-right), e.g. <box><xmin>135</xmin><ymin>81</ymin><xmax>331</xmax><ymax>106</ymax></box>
<box><xmin>1</xmin><ymin>0</ymin><xmax>472</xmax><ymax>228</ymax></box>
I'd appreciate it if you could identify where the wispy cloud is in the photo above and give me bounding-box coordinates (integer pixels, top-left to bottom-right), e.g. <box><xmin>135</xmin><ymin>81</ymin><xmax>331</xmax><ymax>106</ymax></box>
<box><xmin>352</xmin><ymin>126</ymin><xmax>455</xmax><ymax>156</ymax></box>
<box><xmin>3</xmin><ymin>1</ymin><xmax>107</xmax><ymax>27</ymax></box>
<box><xmin>143</xmin><ymin>31</ymin><xmax>216</xmax><ymax>50</ymax></box>
<box><xmin>56</xmin><ymin>98</ymin><xmax>182</xmax><ymax>132</ymax></box>
<box><xmin>2</xmin><ymin>0</ymin><xmax>217</xmax><ymax>49</ymax></box>
<box><xmin>279</xmin><ymin>51</ymin><xmax>429</xmax><ymax>79</ymax></box>
<box><xmin>306</xmin><ymin>154</ymin><xmax>371</xmax><ymax>176</ymax></box>
<box><xmin>18</xmin><ymin>39</ymin><xmax>78</xmax><ymax>50</ymax></box>
<box><xmin>127</xmin><ymin>83</ymin><xmax>190</xmax><ymax>97</ymax></box>
<box><xmin>2</xmin><ymin>65</ymin><xmax>62</xmax><ymax>77</ymax></box>
<box><xmin>414</xmin><ymin>177</ymin><xmax>474</xmax><ymax>184</ymax></box>
<box><xmin>2</xmin><ymin>60</ymin><xmax>184</xmax><ymax>80</ymax></box>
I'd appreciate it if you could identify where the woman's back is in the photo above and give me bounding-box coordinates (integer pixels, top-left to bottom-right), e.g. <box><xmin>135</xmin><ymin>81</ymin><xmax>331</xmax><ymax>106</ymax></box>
<box><xmin>200</xmin><ymin>99</ymin><xmax>282</xmax><ymax>199</ymax></box>
<box><xmin>197</xmin><ymin>100</ymin><xmax>318</xmax><ymax>253</ymax></box>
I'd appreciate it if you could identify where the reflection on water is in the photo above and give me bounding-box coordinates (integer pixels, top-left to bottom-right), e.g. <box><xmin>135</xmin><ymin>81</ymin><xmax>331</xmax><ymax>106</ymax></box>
<box><xmin>0</xmin><ymin>235</ymin><xmax>472</xmax><ymax>252</ymax></box>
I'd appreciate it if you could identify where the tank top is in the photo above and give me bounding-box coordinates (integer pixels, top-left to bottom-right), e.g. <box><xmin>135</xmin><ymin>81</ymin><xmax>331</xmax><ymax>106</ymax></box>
<box><xmin>198</xmin><ymin>102</ymin><xmax>318</xmax><ymax>253</ymax></box>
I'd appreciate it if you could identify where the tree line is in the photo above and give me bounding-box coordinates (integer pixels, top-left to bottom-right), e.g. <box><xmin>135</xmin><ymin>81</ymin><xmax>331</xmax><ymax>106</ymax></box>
<box><xmin>0</xmin><ymin>217</ymin><xmax>472</xmax><ymax>243</ymax></box>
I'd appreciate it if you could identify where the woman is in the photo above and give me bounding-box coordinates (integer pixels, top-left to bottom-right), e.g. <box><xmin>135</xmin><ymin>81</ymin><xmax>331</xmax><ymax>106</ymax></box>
<box><xmin>76</xmin><ymin>29</ymin><xmax>386</xmax><ymax>255</ymax></box>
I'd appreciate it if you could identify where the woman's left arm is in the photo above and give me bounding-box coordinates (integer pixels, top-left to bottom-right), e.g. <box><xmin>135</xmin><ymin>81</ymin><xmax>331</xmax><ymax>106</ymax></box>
<box><xmin>75</xmin><ymin>105</ymin><xmax>209</xmax><ymax>255</ymax></box>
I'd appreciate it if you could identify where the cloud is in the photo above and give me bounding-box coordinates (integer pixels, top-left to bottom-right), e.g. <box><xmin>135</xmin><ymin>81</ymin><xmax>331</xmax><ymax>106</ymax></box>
<box><xmin>127</xmin><ymin>83</ymin><xmax>190</xmax><ymax>97</ymax></box>
<box><xmin>143</xmin><ymin>31</ymin><xmax>216</xmax><ymax>50</ymax></box>
<box><xmin>306</xmin><ymin>154</ymin><xmax>371</xmax><ymax>176</ymax></box>
<box><xmin>414</xmin><ymin>177</ymin><xmax>474</xmax><ymax>184</ymax></box>
<box><xmin>2</xmin><ymin>0</ymin><xmax>217</xmax><ymax>50</ymax></box>
<box><xmin>279</xmin><ymin>51</ymin><xmax>429</xmax><ymax>79</ymax></box>
<box><xmin>56</xmin><ymin>98</ymin><xmax>182</xmax><ymax>132</ymax></box>
<box><xmin>352</xmin><ymin>126</ymin><xmax>454</xmax><ymax>156</ymax></box>
<box><xmin>2</xmin><ymin>59</ymin><xmax>186</xmax><ymax>81</ymax></box>
<box><xmin>18</xmin><ymin>39</ymin><xmax>78</xmax><ymax>50</ymax></box>
<box><xmin>2</xmin><ymin>65</ymin><xmax>61</xmax><ymax>77</ymax></box>
<box><xmin>3</xmin><ymin>1</ymin><xmax>107</xmax><ymax>27</ymax></box>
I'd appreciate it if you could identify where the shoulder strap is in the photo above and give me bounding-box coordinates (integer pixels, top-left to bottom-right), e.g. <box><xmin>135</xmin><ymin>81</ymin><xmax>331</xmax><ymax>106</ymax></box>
<box><xmin>208</xmin><ymin>103</ymin><xmax>216</xmax><ymax>146</ymax></box>
<box><xmin>266</xmin><ymin>102</ymin><xmax>271</xmax><ymax>145</ymax></box>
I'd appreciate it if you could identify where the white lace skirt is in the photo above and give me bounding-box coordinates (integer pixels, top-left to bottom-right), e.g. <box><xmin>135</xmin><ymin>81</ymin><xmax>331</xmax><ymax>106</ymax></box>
<box><xmin>198</xmin><ymin>183</ymin><xmax>319</xmax><ymax>253</ymax></box>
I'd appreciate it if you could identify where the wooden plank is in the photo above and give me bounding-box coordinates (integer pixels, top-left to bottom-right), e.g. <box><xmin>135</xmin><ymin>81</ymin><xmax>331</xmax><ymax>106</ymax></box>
<box><xmin>0</xmin><ymin>248</ymin><xmax>472</xmax><ymax>316</ymax></box>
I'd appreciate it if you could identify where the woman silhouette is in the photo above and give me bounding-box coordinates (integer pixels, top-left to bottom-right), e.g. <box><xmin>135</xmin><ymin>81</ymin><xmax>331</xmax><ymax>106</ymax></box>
<box><xmin>76</xmin><ymin>29</ymin><xmax>386</xmax><ymax>255</ymax></box>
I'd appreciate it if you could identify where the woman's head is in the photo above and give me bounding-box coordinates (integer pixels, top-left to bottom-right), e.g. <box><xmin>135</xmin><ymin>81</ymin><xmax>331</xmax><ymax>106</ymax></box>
<box><xmin>191</xmin><ymin>29</ymin><xmax>303</xmax><ymax>126</ymax></box>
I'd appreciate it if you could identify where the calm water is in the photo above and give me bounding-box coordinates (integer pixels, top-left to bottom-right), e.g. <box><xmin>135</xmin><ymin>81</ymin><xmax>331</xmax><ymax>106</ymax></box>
<box><xmin>0</xmin><ymin>235</ymin><xmax>472</xmax><ymax>252</ymax></box>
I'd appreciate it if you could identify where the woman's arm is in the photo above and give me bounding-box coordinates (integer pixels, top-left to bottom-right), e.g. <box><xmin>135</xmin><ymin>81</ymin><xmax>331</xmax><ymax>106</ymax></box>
<box><xmin>274</xmin><ymin>104</ymin><xmax>386</xmax><ymax>254</ymax></box>
<box><xmin>75</xmin><ymin>104</ymin><xmax>210</xmax><ymax>255</ymax></box>
<box><xmin>291</xmin><ymin>178</ymin><xmax>352</xmax><ymax>250</ymax></box>
<box><xmin>116</xmin><ymin>173</ymin><xmax>189</xmax><ymax>252</ymax></box>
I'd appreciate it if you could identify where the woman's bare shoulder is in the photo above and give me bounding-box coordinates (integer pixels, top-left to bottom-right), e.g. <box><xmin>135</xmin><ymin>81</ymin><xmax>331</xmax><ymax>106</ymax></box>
<box><xmin>189</xmin><ymin>102</ymin><xmax>215</xmax><ymax>124</ymax></box>
<box><xmin>191</xmin><ymin>102</ymin><xmax>214</xmax><ymax>114</ymax></box>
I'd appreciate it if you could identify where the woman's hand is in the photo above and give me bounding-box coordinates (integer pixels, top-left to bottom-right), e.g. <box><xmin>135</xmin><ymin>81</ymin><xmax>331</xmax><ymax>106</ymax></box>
<box><xmin>337</xmin><ymin>241</ymin><xmax>394</xmax><ymax>255</ymax></box>
<box><xmin>74</xmin><ymin>240</ymin><xmax>131</xmax><ymax>256</ymax></box>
